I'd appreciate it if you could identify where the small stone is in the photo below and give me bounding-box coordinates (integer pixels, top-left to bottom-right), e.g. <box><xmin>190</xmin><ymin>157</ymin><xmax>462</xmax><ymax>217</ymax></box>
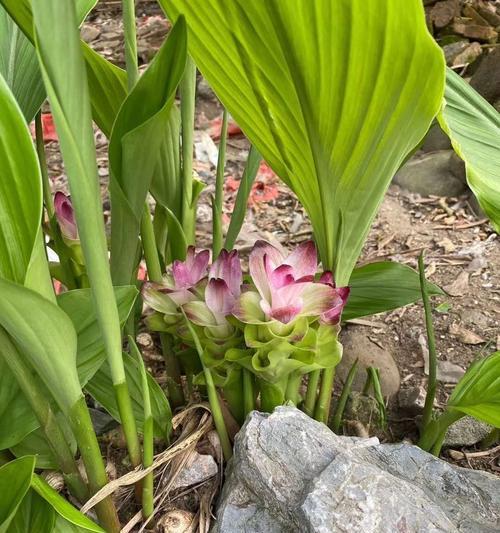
<box><xmin>437</xmin><ymin>360</ymin><xmax>465</xmax><ymax>384</ymax></box>
<box><xmin>89</xmin><ymin>408</ymin><xmax>118</xmax><ymax>436</ymax></box>
<box><xmin>453</xmin><ymin>22</ymin><xmax>498</xmax><ymax>42</ymax></box>
<box><xmin>452</xmin><ymin>42</ymin><xmax>483</xmax><ymax>67</ymax></box>
<box><xmin>398</xmin><ymin>385</ymin><xmax>427</xmax><ymax>415</ymax></box>
<box><xmin>461</xmin><ymin>308</ymin><xmax>490</xmax><ymax>328</ymax></box>
<box><xmin>197</xmin><ymin>77</ymin><xmax>215</xmax><ymax>99</ymax></box>
<box><xmin>170</xmin><ymin>451</ymin><xmax>218</xmax><ymax>491</ymax></box>
<box><xmin>337</xmin><ymin>328</ymin><xmax>401</xmax><ymax>397</ymax></box>
<box><xmin>81</xmin><ymin>25</ymin><xmax>101</xmax><ymax>43</ymax></box>
<box><xmin>442</xmin><ymin>41</ymin><xmax>470</xmax><ymax>65</ymax></box>
<box><xmin>136</xmin><ymin>332</ymin><xmax>153</xmax><ymax>348</ymax></box>
<box><xmin>444</xmin><ymin>416</ymin><xmax>492</xmax><ymax>447</ymax></box>
<box><xmin>430</xmin><ymin>0</ymin><xmax>461</xmax><ymax>28</ymax></box>
<box><xmin>444</xmin><ymin>270</ymin><xmax>469</xmax><ymax>296</ymax></box>
<box><xmin>421</xmin><ymin>123</ymin><xmax>452</xmax><ymax>152</ymax></box>
<box><xmin>158</xmin><ymin>509</ymin><xmax>196</xmax><ymax>533</ymax></box>
<box><xmin>471</xmin><ymin>48</ymin><xmax>500</xmax><ymax>105</ymax></box>
<box><xmin>394</xmin><ymin>151</ymin><xmax>467</xmax><ymax>197</ymax></box>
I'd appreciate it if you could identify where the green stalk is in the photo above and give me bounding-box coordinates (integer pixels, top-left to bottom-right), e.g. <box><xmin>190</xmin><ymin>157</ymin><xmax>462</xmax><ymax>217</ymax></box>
<box><xmin>129</xmin><ymin>338</ymin><xmax>154</xmax><ymax>519</ymax></box>
<box><xmin>212</xmin><ymin>108</ymin><xmax>228</xmax><ymax>257</ymax></box>
<box><xmin>481</xmin><ymin>428</ymin><xmax>500</xmax><ymax>449</ymax></box>
<box><xmin>331</xmin><ymin>359</ymin><xmax>358</xmax><ymax>433</ymax></box>
<box><xmin>69</xmin><ymin>398</ymin><xmax>121</xmax><ymax>532</ymax></box>
<box><xmin>315</xmin><ymin>368</ymin><xmax>335</xmax><ymax>424</ymax></box>
<box><xmin>303</xmin><ymin>369</ymin><xmax>320</xmax><ymax>417</ymax></box>
<box><xmin>182</xmin><ymin>311</ymin><xmax>232</xmax><ymax>460</ymax></box>
<box><xmin>242</xmin><ymin>369</ymin><xmax>255</xmax><ymax>419</ymax></box>
<box><xmin>285</xmin><ymin>372</ymin><xmax>302</xmax><ymax>405</ymax></box>
<box><xmin>418</xmin><ymin>409</ymin><xmax>462</xmax><ymax>456</ymax></box>
<box><xmin>140</xmin><ymin>206</ymin><xmax>185</xmax><ymax>407</ymax></box>
<box><xmin>180</xmin><ymin>56</ymin><xmax>197</xmax><ymax>244</ymax></box>
<box><xmin>35</xmin><ymin>112</ymin><xmax>77</xmax><ymax>290</ymax></box>
<box><xmin>418</xmin><ymin>252</ymin><xmax>438</xmax><ymax>430</ymax></box>
<box><xmin>0</xmin><ymin>330</ymin><xmax>88</xmax><ymax>502</ymax></box>
<box><xmin>121</xmin><ymin>0</ymin><xmax>139</xmax><ymax>89</ymax></box>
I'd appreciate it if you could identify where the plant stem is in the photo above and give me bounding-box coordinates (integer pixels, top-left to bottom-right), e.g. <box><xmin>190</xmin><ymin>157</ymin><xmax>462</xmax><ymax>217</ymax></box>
<box><xmin>331</xmin><ymin>359</ymin><xmax>358</xmax><ymax>433</ymax></box>
<box><xmin>418</xmin><ymin>409</ymin><xmax>462</xmax><ymax>454</ymax></box>
<box><xmin>285</xmin><ymin>372</ymin><xmax>302</xmax><ymax>405</ymax></box>
<box><xmin>121</xmin><ymin>0</ymin><xmax>139</xmax><ymax>89</ymax></box>
<box><xmin>160</xmin><ymin>334</ymin><xmax>185</xmax><ymax>408</ymax></box>
<box><xmin>212</xmin><ymin>108</ymin><xmax>228</xmax><ymax>257</ymax></box>
<box><xmin>114</xmin><ymin>382</ymin><xmax>142</xmax><ymax>467</ymax></box>
<box><xmin>419</xmin><ymin>252</ymin><xmax>438</xmax><ymax>430</ymax></box>
<box><xmin>0</xmin><ymin>330</ymin><xmax>88</xmax><ymax>502</ymax></box>
<box><xmin>69</xmin><ymin>397</ymin><xmax>121</xmax><ymax>532</ymax></box>
<box><xmin>315</xmin><ymin>368</ymin><xmax>335</xmax><ymax>424</ymax></box>
<box><xmin>140</xmin><ymin>207</ymin><xmax>185</xmax><ymax>407</ymax></box>
<box><xmin>129</xmin><ymin>338</ymin><xmax>154</xmax><ymax>519</ymax></box>
<box><xmin>303</xmin><ymin>370</ymin><xmax>320</xmax><ymax>417</ymax></box>
<box><xmin>35</xmin><ymin>112</ymin><xmax>77</xmax><ymax>290</ymax></box>
<box><xmin>180</xmin><ymin>56</ymin><xmax>197</xmax><ymax>244</ymax></box>
<box><xmin>259</xmin><ymin>379</ymin><xmax>286</xmax><ymax>413</ymax></box>
<box><xmin>140</xmin><ymin>203</ymin><xmax>162</xmax><ymax>282</ymax></box>
<box><xmin>242</xmin><ymin>369</ymin><xmax>254</xmax><ymax>418</ymax></box>
<box><xmin>182</xmin><ymin>311</ymin><xmax>232</xmax><ymax>460</ymax></box>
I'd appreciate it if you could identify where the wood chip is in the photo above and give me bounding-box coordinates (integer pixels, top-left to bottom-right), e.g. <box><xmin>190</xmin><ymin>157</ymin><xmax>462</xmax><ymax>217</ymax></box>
<box><xmin>449</xmin><ymin>322</ymin><xmax>486</xmax><ymax>345</ymax></box>
<box><xmin>444</xmin><ymin>271</ymin><xmax>469</xmax><ymax>296</ymax></box>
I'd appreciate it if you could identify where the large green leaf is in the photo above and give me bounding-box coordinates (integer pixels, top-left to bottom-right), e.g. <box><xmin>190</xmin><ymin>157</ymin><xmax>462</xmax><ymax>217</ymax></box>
<box><xmin>161</xmin><ymin>0</ymin><xmax>445</xmax><ymax>285</ymax></box>
<box><xmin>58</xmin><ymin>286</ymin><xmax>138</xmax><ymax>385</ymax></box>
<box><xmin>0</xmin><ymin>0</ymin><xmax>127</xmax><ymax>135</ymax></box>
<box><xmin>0</xmin><ymin>0</ymin><xmax>99</xmax><ymax>122</ymax></box>
<box><xmin>109</xmin><ymin>18</ymin><xmax>187</xmax><ymax>284</ymax></box>
<box><xmin>7</xmin><ymin>489</ymin><xmax>55</xmax><ymax>533</ymax></box>
<box><xmin>439</xmin><ymin>68</ymin><xmax>500</xmax><ymax>232</ymax></box>
<box><xmin>0</xmin><ymin>278</ymin><xmax>82</xmax><ymax>413</ymax></box>
<box><xmin>0</xmin><ymin>356</ymin><xmax>38</xmax><ymax>449</ymax></box>
<box><xmin>31</xmin><ymin>475</ymin><xmax>105</xmax><ymax>533</ymax></box>
<box><xmin>447</xmin><ymin>351</ymin><xmax>500</xmax><ymax>427</ymax></box>
<box><xmin>0</xmin><ymin>73</ymin><xmax>41</xmax><ymax>284</ymax></box>
<box><xmin>343</xmin><ymin>261</ymin><xmax>444</xmax><ymax>321</ymax></box>
<box><xmin>0</xmin><ymin>456</ymin><xmax>35</xmax><ymax>532</ymax></box>
<box><xmin>86</xmin><ymin>352</ymin><xmax>172</xmax><ymax>440</ymax></box>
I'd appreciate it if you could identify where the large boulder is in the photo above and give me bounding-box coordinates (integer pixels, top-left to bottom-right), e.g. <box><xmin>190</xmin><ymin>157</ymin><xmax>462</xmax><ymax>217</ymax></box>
<box><xmin>214</xmin><ymin>407</ymin><xmax>500</xmax><ymax>532</ymax></box>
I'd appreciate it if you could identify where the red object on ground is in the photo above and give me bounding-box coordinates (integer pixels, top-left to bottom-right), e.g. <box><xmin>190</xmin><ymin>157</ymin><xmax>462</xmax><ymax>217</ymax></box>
<box><xmin>225</xmin><ymin>161</ymin><xmax>280</xmax><ymax>207</ymax></box>
<box><xmin>30</xmin><ymin>113</ymin><xmax>58</xmax><ymax>143</ymax></box>
<box><xmin>210</xmin><ymin>116</ymin><xmax>243</xmax><ymax>140</ymax></box>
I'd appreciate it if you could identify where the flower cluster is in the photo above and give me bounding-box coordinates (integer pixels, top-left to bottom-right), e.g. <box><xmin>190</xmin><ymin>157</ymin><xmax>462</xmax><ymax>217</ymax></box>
<box><xmin>143</xmin><ymin>241</ymin><xmax>349</xmax><ymax>411</ymax></box>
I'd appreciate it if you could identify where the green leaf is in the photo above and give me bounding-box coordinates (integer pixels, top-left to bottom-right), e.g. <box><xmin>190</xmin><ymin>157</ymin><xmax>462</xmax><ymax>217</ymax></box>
<box><xmin>0</xmin><ymin>356</ymin><xmax>38</xmax><ymax>449</ymax></box>
<box><xmin>161</xmin><ymin>0</ymin><xmax>445</xmax><ymax>285</ymax></box>
<box><xmin>439</xmin><ymin>68</ymin><xmax>500</xmax><ymax>232</ymax></box>
<box><xmin>0</xmin><ymin>6</ymin><xmax>44</xmax><ymax>121</ymax></box>
<box><xmin>31</xmin><ymin>475</ymin><xmax>105</xmax><ymax>533</ymax></box>
<box><xmin>0</xmin><ymin>456</ymin><xmax>35</xmax><ymax>532</ymax></box>
<box><xmin>86</xmin><ymin>352</ymin><xmax>172</xmax><ymax>439</ymax></box>
<box><xmin>7</xmin><ymin>489</ymin><xmax>55</xmax><ymax>533</ymax></box>
<box><xmin>224</xmin><ymin>145</ymin><xmax>261</xmax><ymax>250</ymax></box>
<box><xmin>447</xmin><ymin>351</ymin><xmax>500</xmax><ymax>427</ymax></box>
<box><xmin>10</xmin><ymin>422</ymin><xmax>77</xmax><ymax>469</ymax></box>
<box><xmin>57</xmin><ymin>286</ymin><xmax>138</xmax><ymax>385</ymax></box>
<box><xmin>0</xmin><ymin>278</ymin><xmax>82</xmax><ymax>413</ymax></box>
<box><xmin>0</xmin><ymin>0</ymin><xmax>99</xmax><ymax>122</ymax></box>
<box><xmin>0</xmin><ymin>0</ymin><xmax>127</xmax><ymax>136</ymax></box>
<box><xmin>0</xmin><ymin>73</ymin><xmax>42</xmax><ymax>284</ymax></box>
<box><xmin>109</xmin><ymin>18</ymin><xmax>187</xmax><ymax>284</ymax></box>
<box><xmin>343</xmin><ymin>261</ymin><xmax>444</xmax><ymax>321</ymax></box>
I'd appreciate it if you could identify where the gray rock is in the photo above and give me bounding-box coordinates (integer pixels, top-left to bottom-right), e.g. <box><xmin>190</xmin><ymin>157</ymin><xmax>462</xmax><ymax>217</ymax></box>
<box><xmin>471</xmin><ymin>48</ymin><xmax>500</xmax><ymax>105</ymax></box>
<box><xmin>442</xmin><ymin>41</ymin><xmax>471</xmax><ymax>66</ymax></box>
<box><xmin>171</xmin><ymin>451</ymin><xmax>218</xmax><ymax>491</ymax></box>
<box><xmin>89</xmin><ymin>408</ymin><xmax>118</xmax><ymax>435</ymax></box>
<box><xmin>214</xmin><ymin>407</ymin><xmax>500</xmax><ymax>532</ymax></box>
<box><xmin>337</xmin><ymin>328</ymin><xmax>400</xmax><ymax>397</ymax></box>
<box><xmin>444</xmin><ymin>416</ymin><xmax>492</xmax><ymax>447</ymax></box>
<box><xmin>421</xmin><ymin>124</ymin><xmax>452</xmax><ymax>152</ymax></box>
<box><xmin>394</xmin><ymin>151</ymin><xmax>467</xmax><ymax>197</ymax></box>
<box><xmin>398</xmin><ymin>385</ymin><xmax>427</xmax><ymax>415</ymax></box>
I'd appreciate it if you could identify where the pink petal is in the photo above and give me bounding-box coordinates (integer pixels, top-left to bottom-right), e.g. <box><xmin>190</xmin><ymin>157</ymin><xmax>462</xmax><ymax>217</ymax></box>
<box><xmin>191</xmin><ymin>248</ymin><xmax>210</xmax><ymax>283</ymax></box>
<box><xmin>270</xmin><ymin>304</ymin><xmax>303</xmax><ymax>324</ymax></box>
<box><xmin>293</xmin><ymin>282</ymin><xmax>340</xmax><ymax>317</ymax></box>
<box><xmin>319</xmin><ymin>271</ymin><xmax>334</xmax><ymax>286</ymax></box>
<box><xmin>249</xmin><ymin>240</ymin><xmax>284</xmax><ymax>302</ymax></box>
<box><xmin>172</xmin><ymin>246</ymin><xmax>210</xmax><ymax>288</ymax></box>
<box><xmin>209</xmin><ymin>249</ymin><xmax>242</xmax><ymax>297</ymax></box>
<box><xmin>284</xmin><ymin>241</ymin><xmax>317</xmax><ymax>279</ymax></box>
<box><xmin>54</xmin><ymin>192</ymin><xmax>78</xmax><ymax>240</ymax></box>
<box><xmin>270</xmin><ymin>264</ymin><xmax>295</xmax><ymax>289</ymax></box>
<box><xmin>206</xmin><ymin>278</ymin><xmax>236</xmax><ymax>315</ymax></box>
<box><xmin>321</xmin><ymin>287</ymin><xmax>350</xmax><ymax>325</ymax></box>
